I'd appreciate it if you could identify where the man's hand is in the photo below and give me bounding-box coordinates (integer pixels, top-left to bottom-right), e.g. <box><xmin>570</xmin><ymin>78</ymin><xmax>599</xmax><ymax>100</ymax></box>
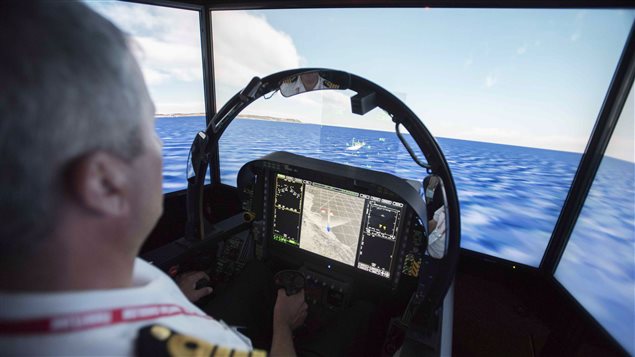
<box><xmin>175</xmin><ymin>271</ymin><xmax>213</xmax><ymax>303</ymax></box>
<box><xmin>271</xmin><ymin>289</ymin><xmax>308</xmax><ymax>357</ymax></box>
<box><xmin>273</xmin><ymin>288</ymin><xmax>308</xmax><ymax>331</ymax></box>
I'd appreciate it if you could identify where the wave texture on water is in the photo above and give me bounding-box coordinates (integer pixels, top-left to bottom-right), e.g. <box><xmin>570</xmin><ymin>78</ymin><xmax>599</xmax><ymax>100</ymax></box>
<box><xmin>556</xmin><ymin>156</ymin><xmax>635</xmax><ymax>355</ymax></box>
<box><xmin>218</xmin><ymin>118</ymin><xmax>585</xmax><ymax>267</ymax></box>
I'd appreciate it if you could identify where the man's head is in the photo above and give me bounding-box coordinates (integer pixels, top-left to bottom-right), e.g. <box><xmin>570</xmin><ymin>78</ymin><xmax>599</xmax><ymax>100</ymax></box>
<box><xmin>299</xmin><ymin>72</ymin><xmax>320</xmax><ymax>91</ymax></box>
<box><xmin>0</xmin><ymin>2</ymin><xmax>162</xmax><ymax>272</ymax></box>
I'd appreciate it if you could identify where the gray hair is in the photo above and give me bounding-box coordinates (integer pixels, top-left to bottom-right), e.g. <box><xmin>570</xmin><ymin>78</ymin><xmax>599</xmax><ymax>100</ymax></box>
<box><xmin>0</xmin><ymin>2</ymin><xmax>149</xmax><ymax>263</ymax></box>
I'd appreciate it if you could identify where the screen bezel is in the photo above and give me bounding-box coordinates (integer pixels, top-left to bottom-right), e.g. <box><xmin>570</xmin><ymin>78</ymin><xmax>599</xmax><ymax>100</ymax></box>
<box><xmin>266</xmin><ymin>168</ymin><xmax>411</xmax><ymax>286</ymax></box>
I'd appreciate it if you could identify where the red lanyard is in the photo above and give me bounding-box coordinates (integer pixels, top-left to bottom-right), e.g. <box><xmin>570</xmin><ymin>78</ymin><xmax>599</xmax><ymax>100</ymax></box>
<box><xmin>0</xmin><ymin>304</ymin><xmax>212</xmax><ymax>335</ymax></box>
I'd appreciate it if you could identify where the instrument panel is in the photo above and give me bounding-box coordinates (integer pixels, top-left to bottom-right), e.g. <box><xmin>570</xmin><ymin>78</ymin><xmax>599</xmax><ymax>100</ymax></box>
<box><xmin>237</xmin><ymin>151</ymin><xmax>430</xmax><ymax>289</ymax></box>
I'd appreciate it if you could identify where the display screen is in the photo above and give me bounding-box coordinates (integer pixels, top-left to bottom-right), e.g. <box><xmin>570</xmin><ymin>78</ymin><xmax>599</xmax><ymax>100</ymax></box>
<box><xmin>272</xmin><ymin>174</ymin><xmax>404</xmax><ymax>279</ymax></box>
<box><xmin>555</xmin><ymin>86</ymin><xmax>634</xmax><ymax>355</ymax></box>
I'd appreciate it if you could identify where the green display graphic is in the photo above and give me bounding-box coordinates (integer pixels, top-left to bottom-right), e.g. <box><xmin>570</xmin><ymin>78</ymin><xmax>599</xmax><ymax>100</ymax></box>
<box><xmin>274</xmin><ymin>234</ymin><xmax>299</xmax><ymax>246</ymax></box>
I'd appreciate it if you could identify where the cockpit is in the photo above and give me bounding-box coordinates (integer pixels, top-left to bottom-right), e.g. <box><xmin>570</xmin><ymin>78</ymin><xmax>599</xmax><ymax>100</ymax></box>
<box><xmin>141</xmin><ymin>68</ymin><xmax>461</xmax><ymax>355</ymax></box>
<box><xmin>86</xmin><ymin>1</ymin><xmax>635</xmax><ymax>356</ymax></box>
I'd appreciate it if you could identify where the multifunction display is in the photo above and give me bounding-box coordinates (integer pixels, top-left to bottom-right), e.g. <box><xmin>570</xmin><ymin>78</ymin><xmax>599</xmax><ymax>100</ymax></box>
<box><xmin>272</xmin><ymin>174</ymin><xmax>404</xmax><ymax>279</ymax></box>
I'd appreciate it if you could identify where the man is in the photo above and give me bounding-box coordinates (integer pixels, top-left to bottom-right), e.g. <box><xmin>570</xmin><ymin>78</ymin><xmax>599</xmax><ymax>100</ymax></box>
<box><xmin>0</xmin><ymin>2</ymin><xmax>306</xmax><ymax>355</ymax></box>
<box><xmin>280</xmin><ymin>72</ymin><xmax>328</xmax><ymax>96</ymax></box>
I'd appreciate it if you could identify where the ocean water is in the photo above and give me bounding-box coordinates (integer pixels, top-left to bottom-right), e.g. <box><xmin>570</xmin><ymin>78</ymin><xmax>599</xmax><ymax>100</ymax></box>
<box><xmin>157</xmin><ymin>116</ymin><xmax>634</xmax><ymax>352</ymax></box>
<box><xmin>155</xmin><ymin>116</ymin><xmax>207</xmax><ymax>193</ymax></box>
<box><xmin>216</xmin><ymin>118</ymin><xmax>585</xmax><ymax>267</ymax></box>
<box><xmin>556</xmin><ymin>156</ymin><xmax>635</xmax><ymax>355</ymax></box>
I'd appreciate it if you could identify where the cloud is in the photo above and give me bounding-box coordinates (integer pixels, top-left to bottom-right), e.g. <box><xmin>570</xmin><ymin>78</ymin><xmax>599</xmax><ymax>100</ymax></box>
<box><xmin>454</xmin><ymin>127</ymin><xmax>521</xmax><ymax>143</ymax></box>
<box><xmin>516</xmin><ymin>45</ymin><xmax>528</xmax><ymax>55</ymax></box>
<box><xmin>322</xmin><ymin>90</ymin><xmax>352</xmax><ymax>110</ymax></box>
<box><xmin>463</xmin><ymin>56</ymin><xmax>474</xmax><ymax>68</ymax></box>
<box><xmin>133</xmin><ymin>36</ymin><xmax>203</xmax><ymax>83</ymax></box>
<box><xmin>87</xmin><ymin>4</ymin><xmax>301</xmax><ymax>114</ymax></box>
<box><xmin>88</xmin><ymin>2</ymin><xmax>204</xmax><ymax>84</ymax></box>
<box><xmin>212</xmin><ymin>11</ymin><xmax>302</xmax><ymax>89</ymax></box>
<box><xmin>575</xmin><ymin>10</ymin><xmax>588</xmax><ymax>21</ymax></box>
<box><xmin>484</xmin><ymin>74</ymin><xmax>498</xmax><ymax>88</ymax></box>
<box><xmin>450</xmin><ymin>126</ymin><xmax>589</xmax><ymax>153</ymax></box>
<box><xmin>159</xmin><ymin>101</ymin><xmax>206</xmax><ymax>114</ymax></box>
<box><xmin>141</xmin><ymin>67</ymin><xmax>170</xmax><ymax>86</ymax></box>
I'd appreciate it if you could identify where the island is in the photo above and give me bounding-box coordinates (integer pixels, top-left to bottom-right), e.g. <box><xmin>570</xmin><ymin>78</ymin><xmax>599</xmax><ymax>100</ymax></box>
<box><xmin>155</xmin><ymin>113</ymin><xmax>205</xmax><ymax>118</ymax></box>
<box><xmin>237</xmin><ymin>114</ymin><xmax>302</xmax><ymax>123</ymax></box>
<box><xmin>155</xmin><ymin>112</ymin><xmax>302</xmax><ymax>124</ymax></box>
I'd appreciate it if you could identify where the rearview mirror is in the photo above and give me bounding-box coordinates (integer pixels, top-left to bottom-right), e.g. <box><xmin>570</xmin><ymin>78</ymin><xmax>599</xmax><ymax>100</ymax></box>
<box><xmin>279</xmin><ymin>70</ymin><xmax>349</xmax><ymax>97</ymax></box>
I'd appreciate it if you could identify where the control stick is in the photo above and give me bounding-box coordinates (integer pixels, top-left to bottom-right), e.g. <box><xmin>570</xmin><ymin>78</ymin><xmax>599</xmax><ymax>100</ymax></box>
<box><xmin>274</xmin><ymin>270</ymin><xmax>305</xmax><ymax>296</ymax></box>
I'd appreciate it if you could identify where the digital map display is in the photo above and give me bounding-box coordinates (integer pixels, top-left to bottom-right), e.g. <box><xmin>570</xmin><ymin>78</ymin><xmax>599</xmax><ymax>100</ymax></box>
<box><xmin>299</xmin><ymin>183</ymin><xmax>365</xmax><ymax>266</ymax></box>
<box><xmin>272</xmin><ymin>173</ymin><xmax>404</xmax><ymax>279</ymax></box>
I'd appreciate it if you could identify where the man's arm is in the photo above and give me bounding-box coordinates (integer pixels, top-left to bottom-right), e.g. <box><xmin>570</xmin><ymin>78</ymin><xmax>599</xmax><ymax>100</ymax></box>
<box><xmin>271</xmin><ymin>289</ymin><xmax>308</xmax><ymax>357</ymax></box>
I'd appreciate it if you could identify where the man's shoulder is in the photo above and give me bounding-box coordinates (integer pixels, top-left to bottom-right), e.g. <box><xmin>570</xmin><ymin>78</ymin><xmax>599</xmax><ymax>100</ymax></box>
<box><xmin>136</xmin><ymin>324</ymin><xmax>266</xmax><ymax>357</ymax></box>
<box><xmin>0</xmin><ymin>318</ymin><xmax>257</xmax><ymax>356</ymax></box>
<box><xmin>0</xmin><ymin>259</ymin><xmax>254</xmax><ymax>355</ymax></box>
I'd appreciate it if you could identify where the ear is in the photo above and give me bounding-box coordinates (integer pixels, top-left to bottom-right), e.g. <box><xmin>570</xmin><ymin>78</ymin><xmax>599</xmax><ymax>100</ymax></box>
<box><xmin>67</xmin><ymin>152</ymin><xmax>130</xmax><ymax>216</ymax></box>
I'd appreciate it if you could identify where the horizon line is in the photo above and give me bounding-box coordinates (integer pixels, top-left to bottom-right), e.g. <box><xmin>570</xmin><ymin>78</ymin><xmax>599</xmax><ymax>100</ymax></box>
<box><xmin>155</xmin><ymin>112</ymin><xmax>634</xmax><ymax>163</ymax></box>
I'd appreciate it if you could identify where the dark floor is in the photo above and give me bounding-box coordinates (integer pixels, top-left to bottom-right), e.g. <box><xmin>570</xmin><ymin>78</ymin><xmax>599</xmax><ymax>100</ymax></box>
<box><xmin>449</xmin><ymin>253</ymin><xmax>626</xmax><ymax>357</ymax></box>
<box><xmin>452</xmin><ymin>271</ymin><xmax>550</xmax><ymax>356</ymax></box>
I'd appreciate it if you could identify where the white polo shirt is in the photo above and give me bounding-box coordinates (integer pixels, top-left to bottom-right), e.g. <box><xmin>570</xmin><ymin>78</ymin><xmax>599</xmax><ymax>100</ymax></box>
<box><xmin>0</xmin><ymin>258</ymin><xmax>252</xmax><ymax>356</ymax></box>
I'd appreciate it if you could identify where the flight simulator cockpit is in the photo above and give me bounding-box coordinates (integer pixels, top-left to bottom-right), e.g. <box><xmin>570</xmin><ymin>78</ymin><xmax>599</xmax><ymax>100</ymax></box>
<box><xmin>94</xmin><ymin>2</ymin><xmax>634</xmax><ymax>354</ymax></box>
<box><xmin>240</xmin><ymin>152</ymin><xmax>416</xmax><ymax>297</ymax></box>
<box><xmin>144</xmin><ymin>68</ymin><xmax>460</xmax><ymax>356</ymax></box>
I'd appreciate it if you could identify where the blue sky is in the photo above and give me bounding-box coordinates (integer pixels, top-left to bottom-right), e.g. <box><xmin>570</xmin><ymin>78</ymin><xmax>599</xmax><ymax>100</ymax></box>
<box><xmin>86</xmin><ymin>2</ymin><xmax>634</xmax><ymax>161</ymax></box>
<box><xmin>214</xmin><ymin>8</ymin><xmax>634</xmax><ymax>160</ymax></box>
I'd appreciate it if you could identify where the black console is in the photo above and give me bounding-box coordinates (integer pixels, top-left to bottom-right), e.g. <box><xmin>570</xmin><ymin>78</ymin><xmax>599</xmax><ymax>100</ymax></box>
<box><xmin>300</xmin><ymin>266</ymin><xmax>353</xmax><ymax>309</ymax></box>
<box><xmin>237</xmin><ymin>151</ymin><xmax>430</xmax><ymax>294</ymax></box>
